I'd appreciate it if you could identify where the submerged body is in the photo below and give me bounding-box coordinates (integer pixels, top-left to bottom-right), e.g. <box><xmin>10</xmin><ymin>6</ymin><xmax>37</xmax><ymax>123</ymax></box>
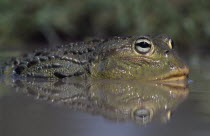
<box><xmin>3</xmin><ymin>35</ymin><xmax>189</xmax><ymax>81</ymax></box>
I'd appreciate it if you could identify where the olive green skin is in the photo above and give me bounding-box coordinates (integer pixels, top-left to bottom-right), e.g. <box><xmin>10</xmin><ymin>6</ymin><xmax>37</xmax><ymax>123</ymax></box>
<box><xmin>6</xmin><ymin>35</ymin><xmax>188</xmax><ymax>80</ymax></box>
<box><xmin>90</xmin><ymin>35</ymin><xmax>188</xmax><ymax>80</ymax></box>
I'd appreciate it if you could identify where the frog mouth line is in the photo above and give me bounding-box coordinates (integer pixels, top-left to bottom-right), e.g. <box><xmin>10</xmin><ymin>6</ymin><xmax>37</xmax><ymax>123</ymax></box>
<box><xmin>153</xmin><ymin>66</ymin><xmax>189</xmax><ymax>82</ymax></box>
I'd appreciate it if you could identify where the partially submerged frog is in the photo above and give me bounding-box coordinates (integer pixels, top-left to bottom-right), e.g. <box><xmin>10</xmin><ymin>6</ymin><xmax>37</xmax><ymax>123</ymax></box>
<box><xmin>3</xmin><ymin>35</ymin><xmax>189</xmax><ymax>81</ymax></box>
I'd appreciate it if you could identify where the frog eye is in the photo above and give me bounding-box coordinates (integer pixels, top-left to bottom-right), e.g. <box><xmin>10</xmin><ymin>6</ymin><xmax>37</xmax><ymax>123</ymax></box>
<box><xmin>168</xmin><ymin>39</ymin><xmax>174</xmax><ymax>49</ymax></box>
<box><xmin>133</xmin><ymin>108</ymin><xmax>151</xmax><ymax>124</ymax></box>
<box><xmin>134</xmin><ymin>39</ymin><xmax>152</xmax><ymax>54</ymax></box>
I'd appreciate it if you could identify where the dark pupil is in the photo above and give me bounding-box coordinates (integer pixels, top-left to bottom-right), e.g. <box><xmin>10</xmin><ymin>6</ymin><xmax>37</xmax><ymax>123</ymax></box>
<box><xmin>134</xmin><ymin>109</ymin><xmax>150</xmax><ymax>120</ymax></box>
<box><xmin>136</xmin><ymin>42</ymin><xmax>151</xmax><ymax>48</ymax></box>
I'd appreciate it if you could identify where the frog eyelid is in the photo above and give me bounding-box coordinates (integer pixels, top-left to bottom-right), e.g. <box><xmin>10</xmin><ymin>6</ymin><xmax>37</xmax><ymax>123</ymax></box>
<box><xmin>136</xmin><ymin>39</ymin><xmax>151</xmax><ymax>44</ymax></box>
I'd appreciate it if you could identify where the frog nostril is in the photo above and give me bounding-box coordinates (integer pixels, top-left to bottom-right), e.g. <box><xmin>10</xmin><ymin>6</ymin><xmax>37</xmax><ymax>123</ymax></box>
<box><xmin>164</xmin><ymin>50</ymin><xmax>169</xmax><ymax>57</ymax></box>
<box><xmin>165</xmin><ymin>50</ymin><xmax>169</xmax><ymax>54</ymax></box>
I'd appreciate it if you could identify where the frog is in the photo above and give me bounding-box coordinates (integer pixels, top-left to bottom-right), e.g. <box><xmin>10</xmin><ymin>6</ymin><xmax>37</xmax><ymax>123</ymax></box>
<box><xmin>2</xmin><ymin>34</ymin><xmax>189</xmax><ymax>81</ymax></box>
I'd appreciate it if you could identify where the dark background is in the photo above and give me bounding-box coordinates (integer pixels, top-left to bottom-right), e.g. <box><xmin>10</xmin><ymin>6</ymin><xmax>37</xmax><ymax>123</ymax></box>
<box><xmin>0</xmin><ymin>0</ymin><xmax>209</xmax><ymax>56</ymax></box>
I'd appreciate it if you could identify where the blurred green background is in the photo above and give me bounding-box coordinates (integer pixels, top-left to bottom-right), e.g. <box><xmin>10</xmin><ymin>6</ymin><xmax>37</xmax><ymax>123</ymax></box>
<box><xmin>0</xmin><ymin>0</ymin><xmax>209</xmax><ymax>55</ymax></box>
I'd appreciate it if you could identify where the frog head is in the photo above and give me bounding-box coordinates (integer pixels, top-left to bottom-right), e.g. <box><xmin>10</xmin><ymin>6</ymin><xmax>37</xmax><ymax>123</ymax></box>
<box><xmin>91</xmin><ymin>35</ymin><xmax>189</xmax><ymax>81</ymax></box>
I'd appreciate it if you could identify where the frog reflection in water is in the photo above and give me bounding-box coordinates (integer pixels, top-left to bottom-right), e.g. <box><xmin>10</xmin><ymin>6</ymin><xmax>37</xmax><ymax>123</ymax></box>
<box><xmin>13</xmin><ymin>79</ymin><xmax>189</xmax><ymax>125</ymax></box>
<box><xmin>4</xmin><ymin>34</ymin><xmax>189</xmax><ymax>81</ymax></box>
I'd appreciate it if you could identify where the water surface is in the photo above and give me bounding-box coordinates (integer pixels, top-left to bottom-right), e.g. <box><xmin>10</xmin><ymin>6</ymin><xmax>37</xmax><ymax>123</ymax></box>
<box><xmin>0</xmin><ymin>57</ymin><xmax>210</xmax><ymax>136</ymax></box>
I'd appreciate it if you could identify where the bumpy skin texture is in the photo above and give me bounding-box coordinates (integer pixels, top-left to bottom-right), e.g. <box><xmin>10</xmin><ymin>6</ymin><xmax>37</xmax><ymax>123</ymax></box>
<box><xmin>7</xmin><ymin>35</ymin><xmax>189</xmax><ymax>80</ymax></box>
